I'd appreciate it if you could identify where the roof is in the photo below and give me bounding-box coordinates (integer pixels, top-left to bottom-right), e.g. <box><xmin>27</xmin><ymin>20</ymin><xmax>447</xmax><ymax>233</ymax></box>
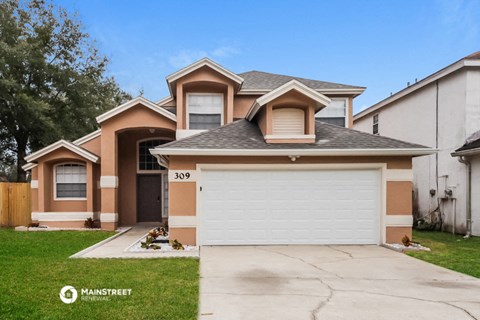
<box><xmin>354</xmin><ymin>51</ymin><xmax>480</xmax><ymax>121</ymax></box>
<box><xmin>452</xmin><ymin>131</ymin><xmax>480</xmax><ymax>156</ymax></box>
<box><xmin>166</xmin><ymin>58</ymin><xmax>244</xmax><ymax>96</ymax></box>
<box><xmin>73</xmin><ymin>129</ymin><xmax>101</xmax><ymax>145</ymax></box>
<box><xmin>246</xmin><ymin>80</ymin><xmax>331</xmax><ymax>120</ymax></box>
<box><xmin>24</xmin><ymin>140</ymin><xmax>100</xmax><ymax>163</ymax></box>
<box><xmin>96</xmin><ymin>96</ymin><xmax>177</xmax><ymax>124</ymax></box>
<box><xmin>151</xmin><ymin>120</ymin><xmax>433</xmax><ymax>157</ymax></box>
<box><xmin>238</xmin><ymin>70</ymin><xmax>365</xmax><ymax>95</ymax></box>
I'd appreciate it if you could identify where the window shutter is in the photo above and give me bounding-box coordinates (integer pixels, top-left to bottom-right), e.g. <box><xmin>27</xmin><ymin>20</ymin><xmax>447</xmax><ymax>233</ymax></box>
<box><xmin>272</xmin><ymin>108</ymin><xmax>305</xmax><ymax>135</ymax></box>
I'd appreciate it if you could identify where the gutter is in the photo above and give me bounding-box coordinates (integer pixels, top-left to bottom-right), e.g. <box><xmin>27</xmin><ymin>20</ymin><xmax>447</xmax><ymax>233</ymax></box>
<box><xmin>455</xmin><ymin>155</ymin><xmax>472</xmax><ymax>236</ymax></box>
<box><xmin>149</xmin><ymin>148</ymin><xmax>436</xmax><ymax>157</ymax></box>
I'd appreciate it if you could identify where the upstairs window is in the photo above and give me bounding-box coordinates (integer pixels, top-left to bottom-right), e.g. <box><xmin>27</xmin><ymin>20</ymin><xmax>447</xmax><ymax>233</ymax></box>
<box><xmin>272</xmin><ymin>108</ymin><xmax>305</xmax><ymax>135</ymax></box>
<box><xmin>315</xmin><ymin>98</ymin><xmax>347</xmax><ymax>127</ymax></box>
<box><xmin>187</xmin><ymin>93</ymin><xmax>224</xmax><ymax>130</ymax></box>
<box><xmin>373</xmin><ymin>114</ymin><xmax>379</xmax><ymax>135</ymax></box>
<box><xmin>55</xmin><ymin>163</ymin><xmax>86</xmax><ymax>199</ymax></box>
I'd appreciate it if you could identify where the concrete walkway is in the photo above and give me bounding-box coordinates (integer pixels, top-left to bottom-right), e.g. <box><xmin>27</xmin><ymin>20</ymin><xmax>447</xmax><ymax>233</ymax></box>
<box><xmin>200</xmin><ymin>245</ymin><xmax>480</xmax><ymax>320</ymax></box>
<box><xmin>71</xmin><ymin>225</ymin><xmax>198</xmax><ymax>258</ymax></box>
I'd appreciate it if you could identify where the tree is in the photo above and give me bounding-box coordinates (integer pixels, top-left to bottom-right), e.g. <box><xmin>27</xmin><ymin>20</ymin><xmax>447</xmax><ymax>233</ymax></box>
<box><xmin>0</xmin><ymin>0</ymin><xmax>130</xmax><ymax>181</ymax></box>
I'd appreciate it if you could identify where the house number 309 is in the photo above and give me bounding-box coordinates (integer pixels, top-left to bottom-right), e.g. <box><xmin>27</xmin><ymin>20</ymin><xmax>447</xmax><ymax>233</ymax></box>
<box><xmin>169</xmin><ymin>170</ymin><xmax>195</xmax><ymax>182</ymax></box>
<box><xmin>174</xmin><ymin>172</ymin><xmax>190</xmax><ymax>180</ymax></box>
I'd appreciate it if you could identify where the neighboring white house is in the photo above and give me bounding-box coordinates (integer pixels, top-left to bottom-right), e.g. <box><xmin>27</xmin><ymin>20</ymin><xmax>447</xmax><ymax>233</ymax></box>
<box><xmin>353</xmin><ymin>51</ymin><xmax>480</xmax><ymax>236</ymax></box>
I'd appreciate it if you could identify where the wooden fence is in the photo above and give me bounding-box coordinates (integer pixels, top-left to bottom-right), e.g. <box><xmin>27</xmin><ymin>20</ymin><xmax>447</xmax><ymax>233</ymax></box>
<box><xmin>0</xmin><ymin>183</ymin><xmax>31</xmax><ymax>227</ymax></box>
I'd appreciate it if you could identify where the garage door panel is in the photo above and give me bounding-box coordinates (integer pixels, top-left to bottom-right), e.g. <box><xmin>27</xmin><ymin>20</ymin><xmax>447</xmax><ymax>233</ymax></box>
<box><xmin>201</xmin><ymin>169</ymin><xmax>380</xmax><ymax>245</ymax></box>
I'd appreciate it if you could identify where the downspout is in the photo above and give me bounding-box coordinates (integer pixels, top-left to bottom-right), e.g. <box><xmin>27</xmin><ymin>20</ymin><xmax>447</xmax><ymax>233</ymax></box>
<box><xmin>457</xmin><ymin>156</ymin><xmax>472</xmax><ymax>237</ymax></box>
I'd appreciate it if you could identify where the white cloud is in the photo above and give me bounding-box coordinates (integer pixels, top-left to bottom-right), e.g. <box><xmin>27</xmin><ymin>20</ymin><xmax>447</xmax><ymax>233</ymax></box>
<box><xmin>211</xmin><ymin>45</ymin><xmax>240</xmax><ymax>58</ymax></box>
<box><xmin>168</xmin><ymin>45</ymin><xmax>241</xmax><ymax>68</ymax></box>
<box><xmin>168</xmin><ymin>50</ymin><xmax>208</xmax><ymax>69</ymax></box>
<box><xmin>436</xmin><ymin>0</ymin><xmax>479</xmax><ymax>41</ymax></box>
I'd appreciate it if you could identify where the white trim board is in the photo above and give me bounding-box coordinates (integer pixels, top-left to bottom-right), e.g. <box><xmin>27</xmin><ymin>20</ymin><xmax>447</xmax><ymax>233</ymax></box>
<box><xmin>385</xmin><ymin>169</ymin><xmax>414</xmax><ymax>181</ymax></box>
<box><xmin>73</xmin><ymin>129</ymin><xmax>101</xmax><ymax>146</ymax></box>
<box><xmin>151</xmin><ymin>147</ymin><xmax>436</xmax><ymax>157</ymax></box>
<box><xmin>25</xmin><ymin>139</ymin><xmax>99</xmax><ymax>163</ymax></box>
<box><xmin>100</xmin><ymin>176</ymin><xmax>118</xmax><ymax>188</ymax></box>
<box><xmin>166</xmin><ymin>58</ymin><xmax>243</xmax><ymax>87</ymax></box>
<box><xmin>169</xmin><ymin>216</ymin><xmax>197</xmax><ymax>228</ymax></box>
<box><xmin>32</xmin><ymin>212</ymin><xmax>97</xmax><ymax>221</ymax></box>
<box><xmin>264</xmin><ymin>134</ymin><xmax>316</xmax><ymax>140</ymax></box>
<box><xmin>96</xmin><ymin>96</ymin><xmax>177</xmax><ymax>124</ymax></box>
<box><xmin>22</xmin><ymin>163</ymin><xmax>38</xmax><ymax>171</ymax></box>
<box><xmin>30</xmin><ymin>180</ymin><xmax>39</xmax><ymax>188</ymax></box>
<box><xmin>385</xmin><ymin>215</ymin><xmax>413</xmax><ymax>227</ymax></box>
<box><xmin>100</xmin><ymin>213</ymin><xmax>118</xmax><ymax>222</ymax></box>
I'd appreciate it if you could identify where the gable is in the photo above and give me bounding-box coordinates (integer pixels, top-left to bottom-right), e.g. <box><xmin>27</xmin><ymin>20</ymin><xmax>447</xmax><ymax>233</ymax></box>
<box><xmin>96</xmin><ymin>97</ymin><xmax>176</xmax><ymax>124</ymax></box>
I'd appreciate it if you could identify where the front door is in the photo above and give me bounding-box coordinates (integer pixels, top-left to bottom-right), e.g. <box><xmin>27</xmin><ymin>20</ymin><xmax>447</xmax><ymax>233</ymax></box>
<box><xmin>137</xmin><ymin>174</ymin><xmax>162</xmax><ymax>222</ymax></box>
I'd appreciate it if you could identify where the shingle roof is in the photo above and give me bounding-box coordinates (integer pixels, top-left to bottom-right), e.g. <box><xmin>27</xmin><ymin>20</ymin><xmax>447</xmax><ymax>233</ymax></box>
<box><xmin>238</xmin><ymin>70</ymin><xmax>365</xmax><ymax>91</ymax></box>
<box><xmin>155</xmin><ymin>119</ymin><xmax>428</xmax><ymax>151</ymax></box>
<box><xmin>455</xmin><ymin>137</ymin><xmax>480</xmax><ymax>153</ymax></box>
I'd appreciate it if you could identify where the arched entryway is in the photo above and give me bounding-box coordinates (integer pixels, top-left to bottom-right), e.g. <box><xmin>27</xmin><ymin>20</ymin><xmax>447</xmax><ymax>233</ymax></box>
<box><xmin>117</xmin><ymin>128</ymin><xmax>174</xmax><ymax>226</ymax></box>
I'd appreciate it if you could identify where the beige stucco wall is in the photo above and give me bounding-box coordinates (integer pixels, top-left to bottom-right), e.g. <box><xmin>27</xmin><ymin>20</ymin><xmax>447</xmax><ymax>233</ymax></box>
<box><xmin>79</xmin><ymin>135</ymin><xmax>101</xmax><ymax>156</ymax></box>
<box><xmin>99</xmin><ymin>103</ymin><xmax>176</xmax><ymax>229</ymax></box>
<box><xmin>34</xmin><ymin>148</ymin><xmax>93</xmax><ymax>213</ymax></box>
<box><xmin>175</xmin><ymin>66</ymin><xmax>236</xmax><ymax>130</ymax></box>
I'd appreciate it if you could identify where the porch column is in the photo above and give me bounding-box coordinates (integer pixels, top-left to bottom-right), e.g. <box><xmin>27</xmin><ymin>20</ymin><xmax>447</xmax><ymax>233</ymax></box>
<box><xmin>226</xmin><ymin>84</ymin><xmax>234</xmax><ymax>124</ymax></box>
<box><xmin>100</xmin><ymin>127</ymin><xmax>118</xmax><ymax>231</ymax></box>
<box><xmin>86</xmin><ymin>162</ymin><xmax>94</xmax><ymax>213</ymax></box>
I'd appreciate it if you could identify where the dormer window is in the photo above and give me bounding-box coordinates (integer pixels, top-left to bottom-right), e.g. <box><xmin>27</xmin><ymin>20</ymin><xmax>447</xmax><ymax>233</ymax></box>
<box><xmin>186</xmin><ymin>93</ymin><xmax>224</xmax><ymax>130</ymax></box>
<box><xmin>272</xmin><ymin>108</ymin><xmax>305</xmax><ymax>135</ymax></box>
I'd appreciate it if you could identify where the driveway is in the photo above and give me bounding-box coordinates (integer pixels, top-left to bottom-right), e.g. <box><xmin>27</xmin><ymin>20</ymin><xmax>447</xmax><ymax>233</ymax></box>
<box><xmin>199</xmin><ymin>246</ymin><xmax>480</xmax><ymax>320</ymax></box>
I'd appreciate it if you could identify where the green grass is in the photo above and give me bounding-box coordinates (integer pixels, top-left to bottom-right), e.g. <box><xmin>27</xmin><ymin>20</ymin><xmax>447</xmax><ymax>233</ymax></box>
<box><xmin>408</xmin><ymin>230</ymin><xmax>480</xmax><ymax>278</ymax></box>
<box><xmin>0</xmin><ymin>228</ymin><xmax>199</xmax><ymax>320</ymax></box>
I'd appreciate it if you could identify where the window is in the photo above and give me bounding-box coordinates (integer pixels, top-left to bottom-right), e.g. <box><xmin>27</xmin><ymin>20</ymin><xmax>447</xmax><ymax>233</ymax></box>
<box><xmin>272</xmin><ymin>108</ymin><xmax>305</xmax><ymax>135</ymax></box>
<box><xmin>138</xmin><ymin>139</ymin><xmax>167</xmax><ymax>171</ymax></box>
<box><xmin>373</xmin><ymin>114</ymin><xmax>379</xmax><ymax>135</ymax></box>
<box><xmin>55</xmin><ymin>164</ymin><xmax>86</xmax><ymax>199</ymax></box>
<box><xmin>315</xmin><ymin>98</ymin><xmax>347</xmax><ymax>127</ymax></box>
<box><xmin>187</xmin><ymin>94</ymin><xmax>223</xmax><ymax>130</ymax></box>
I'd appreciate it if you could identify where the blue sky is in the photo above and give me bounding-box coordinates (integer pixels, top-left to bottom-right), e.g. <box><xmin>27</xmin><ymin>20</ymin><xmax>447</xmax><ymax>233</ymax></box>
<box><xmin>57</xmin><ymin>0</ymin><xmax>480</xmax><ymax>113</ymax></box>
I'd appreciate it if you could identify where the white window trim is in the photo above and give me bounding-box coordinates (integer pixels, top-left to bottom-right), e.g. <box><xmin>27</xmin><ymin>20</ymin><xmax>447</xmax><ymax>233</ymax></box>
<box><xmin>53</xmin><ymin>162</ymin><xmax>87</xmax><ymax>201</ymax></box>
<box><xmin>316</xmin><ymin>97</ymin><xmax>349</xmax><ymax>128</ymax></box>
<box><xmin>137</xmin><ymin>137</ymin><xmax>174</xmax><ymax>174</ymax></box>
<box><xmin>186</xmin><ymin>93</ymin><xmax>224</xmax><ymax>130</ymax></box>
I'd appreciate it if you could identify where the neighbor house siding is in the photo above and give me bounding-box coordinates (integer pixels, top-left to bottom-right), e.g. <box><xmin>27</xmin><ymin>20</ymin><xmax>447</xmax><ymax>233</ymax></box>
<box><xmin>354</xmin><ymin>69</ymin><xmax>472</xmax><ymax>234</ymax></box>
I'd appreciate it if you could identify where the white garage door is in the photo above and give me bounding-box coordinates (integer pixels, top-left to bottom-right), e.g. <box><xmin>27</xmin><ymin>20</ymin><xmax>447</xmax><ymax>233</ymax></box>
<box><xmin>200</xmin><ymin>169</ymin><xmax>381</xmax><ymax>245</ymax></box>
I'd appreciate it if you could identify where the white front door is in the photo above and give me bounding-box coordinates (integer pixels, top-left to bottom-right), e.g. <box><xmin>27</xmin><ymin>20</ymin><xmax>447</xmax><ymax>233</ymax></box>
<box><xmin>200</xmin><ymin>169</ymin><xmax>381</xmax><ymax>245</ymax></box>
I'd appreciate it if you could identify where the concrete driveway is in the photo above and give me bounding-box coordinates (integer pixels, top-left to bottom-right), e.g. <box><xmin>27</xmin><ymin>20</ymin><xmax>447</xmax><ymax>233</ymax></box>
<box><xmin>199</xmin><ymin>246</ymin><xmax>480</xmax><ymax>320</ymax></box>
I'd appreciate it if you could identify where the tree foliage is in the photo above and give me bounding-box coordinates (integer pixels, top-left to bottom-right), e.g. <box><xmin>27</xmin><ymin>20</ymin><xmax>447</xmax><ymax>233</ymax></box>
<box><xmin>0</xmin><ymin>0</ymin><xmax>130</xmax><ymax>181</ymax></box>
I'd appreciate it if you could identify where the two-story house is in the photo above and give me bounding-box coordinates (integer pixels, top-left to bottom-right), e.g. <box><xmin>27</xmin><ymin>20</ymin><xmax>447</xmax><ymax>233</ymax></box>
<box><xmin>354</xmin><ymin>52</ymin><xmax>480</xmax><ymax>236</ymax></box>
<box><xmin>22</xmin><ymin>58</ymin><xmax>432</xmax><ymax>245</ymax></box>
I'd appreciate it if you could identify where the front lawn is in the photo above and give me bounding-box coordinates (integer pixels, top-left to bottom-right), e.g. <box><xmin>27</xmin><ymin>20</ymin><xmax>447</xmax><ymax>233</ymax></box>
<box><xmin>408</xmin><ymin>230</ymin><xmax>480</xmax><ymax>278</ymax></box>
<box><xmin>0</xmin><ymin>228</ymin><xmax>198</xmax><ymax>319</ymax></box>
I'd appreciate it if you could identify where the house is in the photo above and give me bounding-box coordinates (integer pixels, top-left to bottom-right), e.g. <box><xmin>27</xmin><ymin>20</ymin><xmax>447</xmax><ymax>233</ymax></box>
<box><xmin>22</xmin><ymin>58</ymin><xmax>432</xmax><ymax>245</ymax></box>
<box><xmin>353</xmin><ymin>51</ymin><xmax>480</xmax><ymax>236</ymax></box>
